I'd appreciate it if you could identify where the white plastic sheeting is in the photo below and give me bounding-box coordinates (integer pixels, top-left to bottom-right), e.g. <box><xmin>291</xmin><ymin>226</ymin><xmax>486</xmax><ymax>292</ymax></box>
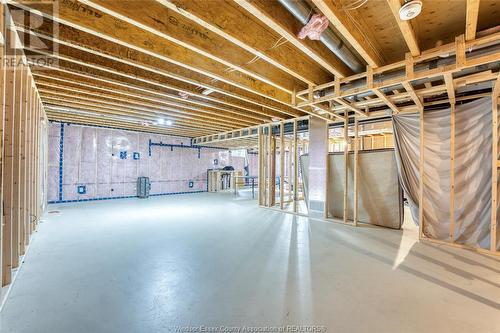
<box><xmin>393</xmin><ymin>97</ymin><xmax>496</xmax><ymax>249</ymax></box>
<box><xmin>47</xmin><ymin>122</ymin><xmax>248</xmax><ymax>202</ymax></box>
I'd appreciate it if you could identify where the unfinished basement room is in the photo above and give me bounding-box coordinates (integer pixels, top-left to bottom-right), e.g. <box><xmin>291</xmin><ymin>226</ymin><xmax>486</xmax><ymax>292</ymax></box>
<box><xmin>0</xmin><ymin>0</ymin><xmax>499</xmax><ymax>332</ymax></box>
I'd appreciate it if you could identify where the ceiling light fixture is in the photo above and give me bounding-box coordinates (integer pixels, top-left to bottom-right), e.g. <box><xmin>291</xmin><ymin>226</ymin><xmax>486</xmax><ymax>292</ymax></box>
<box><xmin>165</xmin><ymin>120</ymin><xmax>173</xmax><ymax>126</ymax></box>
<box><xmin>399</xmin><ymin>0</ymin><xmax>422</xmax><ymax>21</ymax></box>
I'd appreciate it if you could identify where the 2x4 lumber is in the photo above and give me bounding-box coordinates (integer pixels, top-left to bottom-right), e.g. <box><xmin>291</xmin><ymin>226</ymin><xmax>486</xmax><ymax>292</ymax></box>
<box><xmin>343</xmin><ymin>115</ymin><xmax>349</xmax><ymax>223</ymax></box>
<box><xmin>292</xmin><ymin>33</ymin><xmax>500</xmax><ymax>108</ymax></box>
<box><xmin>353</xmin><ymin>117</ymin><xmax>359</xmax><ymax>226</ymax></box>
<box><xmin>418</xmin><ymin>107</ymin><xmax>425</xmax><ymax>239</ymax></box>
<box><xmin>0</xmin><ymin>1</ymin><xmax>5</xmax><ymax>287</ymax></box>
<box><xmin>491</xmin><ymin>72</ymin><xmax>500</xmax><ymax>252</ymax></box>
<box><xmin>18</xmin><ymin>69</ymin><xmax>28</xmax><ymax>254</ymax></box>
<box><xmin>258</xmin><ymin>126</ymin><xmax>264</xmax><ymax>206</ymax></box>
<box><xmin>157</xmin><ymin>0</ymin><xmax>333</xmax><ymax>86</ymax></box>
<box><xmin>335</xmin><ymin>98</ymin><xmax>366</xmax><ymax>117</ymax></box>
<box><xmin>293</xmin><ymin>120</ymin><xmax>298</xmax><ymax>213</ymax></box>
<box><xmin>11</xmin><ymin>54</ymin><xmax>23</xmax><ymax>269</ymax></box>
<box><xmin>444</xmin><ymin>72</ymin><xmax>456</xmax><ymax>242</ymax></box>
<box><xmin>234</xmin><ymin>0</ymin><xmax>351</xmax><ymax>78</ymax></box>
<box><xmin>386</xmin><ymin>0</ymin><xmax>420</xmax><ymax>56</ymax></box>
<box><xmin>279</xmin><ymin>122</ymin><xmax>285</xmax><ymax>209</ymax></box>
<box><xmin>466</xmin><ymin>0</ymin><xmax>481</xmax><ymax>41</ymax></box>
<box><xmin>1</xmin><ymin>46</ymin><xmax>15</xmax><ymax>287</ymax></box>
<box><xmin>373</xmin><ymin>89</ymin><xmax>400</xmax><ymax>114</ymax></box>
<box><xmin>402</xmin><ymin>81</ymin><xmax>423</xmax><ymax>110</ymax></box>
<box><xmin>311</xmin><ymin>0</ymin><xmax>383</xmax><ymax>67</ymax></box>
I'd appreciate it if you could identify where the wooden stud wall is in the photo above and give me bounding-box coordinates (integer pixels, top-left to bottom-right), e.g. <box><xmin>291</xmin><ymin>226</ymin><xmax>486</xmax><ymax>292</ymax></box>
<box><xmin>1</xmin><ymin>5</ymin><xmax>48</xmax><ymax>303</ymax></box>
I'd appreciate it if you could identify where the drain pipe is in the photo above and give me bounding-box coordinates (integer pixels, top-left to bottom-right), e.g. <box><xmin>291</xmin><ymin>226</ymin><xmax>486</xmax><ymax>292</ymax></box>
<box><xmin>277</xmin><ymin>0</ymin><xmax>365</xmax><ymax>73</ymax></box>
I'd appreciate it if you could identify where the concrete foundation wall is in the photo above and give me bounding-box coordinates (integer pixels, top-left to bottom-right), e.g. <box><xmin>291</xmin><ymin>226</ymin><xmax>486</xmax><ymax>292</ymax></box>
<box><xmin>47</xmin><ymin>122</ymin><xmax>248</xmax><ymax>203</ymax></box>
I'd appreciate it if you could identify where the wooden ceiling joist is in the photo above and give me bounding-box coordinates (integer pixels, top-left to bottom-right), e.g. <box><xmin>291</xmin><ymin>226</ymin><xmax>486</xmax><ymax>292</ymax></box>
<box><xmin>465</xmin><ymin>0</ymin><xmax>481</xmax><ymax>41</ymax></box>
<box><xmin>39</xmin><ymin>90</ymin><xmax>239</xmax><ymax>130</ymax></box>
<box><xmin>35</xmin><ymin>81</ymin><xmax>256</xmax><ymax>127</ymax></box>
<box><xmin>10</xmin><ymin>1</ymin><xmax>303</xmax><ymax>116</ymax></box>
<box><xmin>31</xmin><ymin>68</ymin><xmax>272</xmax><ymax>123</ymax></box>
<box><xmin>12</xmin><ymin>17</ymin><xmax>301</xmax><ymax>119</ymax></box>
<box><xmin>156</xmin><ymin>0</ymin><xmax>333</xmax><ymax>86</ymax></box>
<box><xmin>81</xmin><ymin>0</ymin><xmax>304</xmax><ymax>93</ymax></box>
<box><xmin>385</xmin><ymin>0</ymin><xmax>420</xmax><ymax>56</ymax></box>
<box><xmin>42</xmin><ymin>98</ymin><xmax>227</xmax><ymax>132</ymax></box>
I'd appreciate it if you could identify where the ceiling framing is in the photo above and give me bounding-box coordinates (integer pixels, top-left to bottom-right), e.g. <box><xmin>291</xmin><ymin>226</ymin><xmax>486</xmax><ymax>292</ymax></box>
<box><xmin>5</xmin><ymin>0</ymin><xmax>500</xmax><ymax>140</ymax></box>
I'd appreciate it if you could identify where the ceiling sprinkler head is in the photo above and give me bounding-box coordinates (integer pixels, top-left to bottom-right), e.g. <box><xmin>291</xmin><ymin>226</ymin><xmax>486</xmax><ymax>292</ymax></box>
<box><xmin>399</xmin><ymin>0</ymin><xmax>422</xmax><ymax>21</ymax></box>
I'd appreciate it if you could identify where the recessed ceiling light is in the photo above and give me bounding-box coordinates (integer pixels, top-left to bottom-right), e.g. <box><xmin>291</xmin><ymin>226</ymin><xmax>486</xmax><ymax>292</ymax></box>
<box><xmin>399</xmin><ymin>0</ymin><xmax>422</xmax><ymax>21</ymax></box>
<box><xmin>157</xmin><ymin>118</ymin><xmax>165</xmax><ymax>125</ymax></box>
<box><xmin>165</xmin><ymin>120</ymin><xmax>173</xmax><ymax>126</ymax></box>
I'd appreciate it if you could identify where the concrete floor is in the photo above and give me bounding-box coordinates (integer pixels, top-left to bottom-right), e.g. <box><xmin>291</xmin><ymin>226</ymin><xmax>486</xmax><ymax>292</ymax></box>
<box><xmin>1</xmin><ymin>192</ymin><xmax>499</xmax><ymax>333</ymax></box>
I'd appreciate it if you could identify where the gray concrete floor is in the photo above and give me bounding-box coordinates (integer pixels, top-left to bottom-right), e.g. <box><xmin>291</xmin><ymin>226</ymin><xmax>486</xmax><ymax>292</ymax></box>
<box><xmin>1</xmin><ymin>192</ymin><xmax>499</xmax><ymax>333</ymax></box>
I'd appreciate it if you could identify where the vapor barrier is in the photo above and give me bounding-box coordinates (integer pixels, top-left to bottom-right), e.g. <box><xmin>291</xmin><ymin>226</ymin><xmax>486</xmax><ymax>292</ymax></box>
<box><xmin>393</xmin><ymin>97</ymin><xmax>495</xmax><ymax>249</ymax></box>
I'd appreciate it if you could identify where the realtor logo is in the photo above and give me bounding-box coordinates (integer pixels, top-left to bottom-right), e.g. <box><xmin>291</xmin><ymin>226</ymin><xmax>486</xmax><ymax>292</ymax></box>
<box><xmin>3</xmin><ymin>1</ymin><xmax>59</xmax><ymax>69</ymax></box>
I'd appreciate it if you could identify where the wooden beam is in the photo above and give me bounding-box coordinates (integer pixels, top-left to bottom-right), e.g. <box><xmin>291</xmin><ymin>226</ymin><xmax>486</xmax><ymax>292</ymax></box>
<box><xmin>311</xmin><ymin>0</ymin><xmax>383</xmax><ymax>67</ymax></box>
<box><xmin>32</xmin><ymin>70</ymin><xmax>269</xmax><ymax>123</ymax></box>
<box><xmin>279</xmin><ymin>122</ymin><xmax>284</xmax><ymax>209</ymax></box>
<box><xmin>156</xmin><ymin>0</ymin><xmax>333</xmax><ymax>86</ymax></box>
<box><xmin>466</xmin><ymin>0</ymin><xmax>481</xmax><ymax>41</ymax></box>
<box><xmin>353</xmin><ymin>117</ymin><xmax>359</xmax><ymax>226</ymax></box>
<box><xmin>386</xmin><ymin>0</ymin><xmax>420</xmax><ymax>56</ymax></box>
<box><xmin>2</xmin><ymin>35</ymin><xmax>15</xmax><ymax>287</ymax></box>
<box><xmin>418</xmin><ymin>107</ymin><xmax>424</xmax><ymax>239</ymax></box>
<box><xmin>343</xmin><ymin>114</ymin><xmax>349</xmax><ymax>223</ymax></box>
<box><xmin>14</xmin><ymin>22</ymin><xmax>300</xmax><ymax>118</ymax></box>
<box><xmin>293</xmin><ymin>119</ymin><xmax>298</xmax><ymax>213</ymax></box>
<box><xmin>373</xmin><ymin>89</ymin><xmax>400</xmax><ymax>114</ymax></box>
<box><xmin>491</xmin><ymin>71</ymin><xmax>500</xmax><ymax>252</ymax></box>
<box><xmin>83</xmin><ymin>0</ymin><xmax>304</xmax><ymax>93</ymax></box>
<box><xmin>11</xmin><ymin>2</ymin><xmax>302</xmax><ymax>116</ymax></box>
<box><xmin>334</xmin><ymin>98</ymin><xmax>366</xmax><ymax>117</ymax></box>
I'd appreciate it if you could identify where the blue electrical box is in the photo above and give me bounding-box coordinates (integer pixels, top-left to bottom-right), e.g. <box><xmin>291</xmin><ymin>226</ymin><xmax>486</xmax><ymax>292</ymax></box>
<box><xmin>120</xmin><ymin>151</ymin><xmax>127</xmax><ymax>159</ymax></box>
<box><xmin>214</xmin><ymin>159</ymin><xmax>218</xmax><ymax>165</ymax></box>
<box><xmin>77</xmin><ymin>185</ymin><xmax>86</xmax><ymax>194</ymax></box>
<box><xmin>133</xmin><ymin>152</ymin><xmax>140</xmax><ymax>160</ymax></box>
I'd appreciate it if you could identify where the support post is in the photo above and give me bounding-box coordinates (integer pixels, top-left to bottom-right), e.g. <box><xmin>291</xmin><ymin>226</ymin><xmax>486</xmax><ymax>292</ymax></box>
<box><xmin>449</xmin><ymin>103</ymin><xmax>456</xmax><ymax>242</ymax></box>
<box><xmin>343</xmin><ymin>114</ymin><xmax>349</xmax><ymax>223</ymax></box>
<box><xmin>354</xmin><ymin>117</ymin><xmax>359</xmax><ymax>226</ymax></box>
<box><xmin>491</xmin><ymin>75</ymin><xmax>500</xmax><ymax>252</ymax></box>
<box><xmin>419</xmin><ymin>107</ymin><xmax>425</xmax><ymax>239</ymax></box>
<box><xmin>257</xmin><ymin>126</ymin><xmax>264</xmax><ymax>206</ymax></box>
<box><xmin>279</xmin><ymin>122</ymin><xmax>284</xmax><ymax>209</ymax></box>
<box><xmin>293</xmin><ymin>119</ymin><xmax>298</xmax><ymax>213</ymax></box>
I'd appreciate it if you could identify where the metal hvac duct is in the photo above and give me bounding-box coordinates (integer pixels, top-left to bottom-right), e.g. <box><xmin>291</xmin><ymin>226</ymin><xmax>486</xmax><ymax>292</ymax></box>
<box><xmin>277</xmin><ymin>0</ymin><xmax>365</xmax><ymax>73</ymax></box>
